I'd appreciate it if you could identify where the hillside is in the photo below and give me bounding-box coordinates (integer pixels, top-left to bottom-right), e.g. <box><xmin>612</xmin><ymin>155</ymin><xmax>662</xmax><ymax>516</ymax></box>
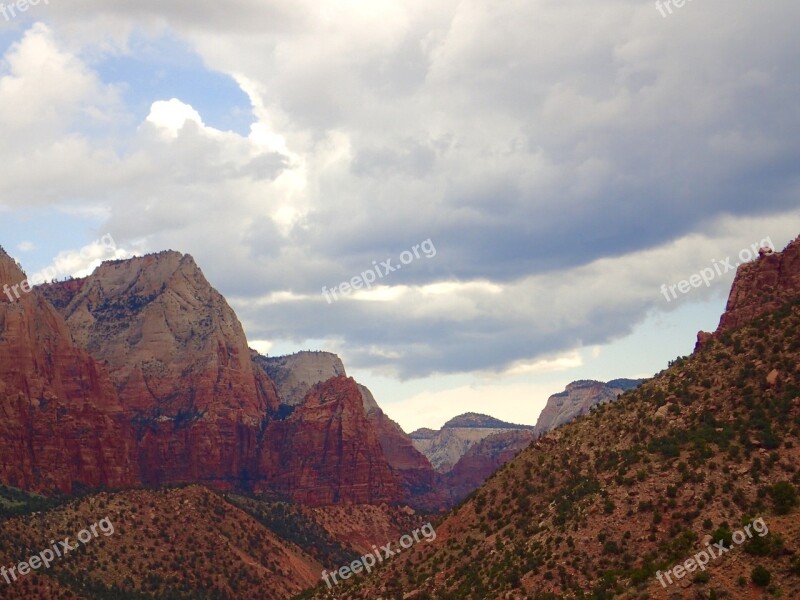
<box><xmin>309</xmin><ymin>239</ymin><xmax>800</xmax><ymax>599</ymax></box>
<box><xmin>0</xmin><ymin>486</ymin><xmax>323</xmax><ymax>600</ymax></box>
<box><xmin>0</xmin><ymin>484</ymin><xmax>432</xmax><ymax>600</ymax></box>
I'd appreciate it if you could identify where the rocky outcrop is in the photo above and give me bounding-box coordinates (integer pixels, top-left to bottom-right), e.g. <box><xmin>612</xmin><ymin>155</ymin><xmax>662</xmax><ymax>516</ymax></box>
<box><xmin>717</xmin><ymin>235</ymin><xmax>800</xmax><ymax>333</ymax></box>
<box><xmin>254</xmin><ymin>351</ymin><xmax>438</xmax><ymax>506</ymax></box>
<box><xmin>411</xmin><ymin>413</ymin><xmax>534</xmax><ymax>473</ymax></box>
<box><xmin>257</xmin><ymin>375</ymin><xmax>403</xmax><ymax>505</ymax></box>
<box><xmin>533</xmin><ymin>379</ymin><xmax>643</xmax><ymax>436</ymax></box>
<box><xmin>38</xmin><ymin>251</ymin><xmax>281</xmax><ymax>488</ymax></box>
<box><xmin>255</xmin><ymin>351</ymin><xmax>346</xmax><ymax>407</ymax></box>
<box><xmin>695</xmin><ymin>236</ymin><xmax>800</xmax><ymax>351</ymax></box>
<box><xmin>0</xmin><ymin>247</ymin><xmax>138</xmax><ymax>492</ymax></box>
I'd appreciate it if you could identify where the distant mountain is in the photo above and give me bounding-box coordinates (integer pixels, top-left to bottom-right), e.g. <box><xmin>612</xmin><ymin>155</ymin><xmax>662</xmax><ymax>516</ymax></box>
<box><xmin>442</xmin><ymin>412</ymin><xmax>534</xmax><ymax>429</ymax></box>
<box><xmin>442</xmin><ymin>428</ymin><xmax>535</xmax><ymax>503</ymax></box>
<box><xmin>533</xmin><ymin>378</ymin><xmax>645</xmax><ymax>436</ymax></box>
<box><xmin>411</xmin><ymin>413</ymin><xmax>534</xmax><ymax>473</ymax></box>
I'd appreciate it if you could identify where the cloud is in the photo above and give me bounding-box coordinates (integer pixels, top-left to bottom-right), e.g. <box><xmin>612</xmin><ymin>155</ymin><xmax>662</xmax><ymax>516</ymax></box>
<box><xmin>146</xmin><ymin>98</ymin><xmax>204</xmax><ymax>137</ymax></box>
<box><xmin>2</xmin><ymin>2</ymin><xmax>800</xmax><ymax>380</ymax></box>
<box><xmin>29</xmin><ymin>234</ymin><xmax>134</xmax><ymax>284</ymax></box>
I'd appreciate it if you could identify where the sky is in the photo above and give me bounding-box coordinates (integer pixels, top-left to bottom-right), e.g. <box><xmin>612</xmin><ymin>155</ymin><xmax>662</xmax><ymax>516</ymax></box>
<box><xmin>1</xmin><ymin>0</ymin><xmax>799</xmax><ymax>432</ymax></box>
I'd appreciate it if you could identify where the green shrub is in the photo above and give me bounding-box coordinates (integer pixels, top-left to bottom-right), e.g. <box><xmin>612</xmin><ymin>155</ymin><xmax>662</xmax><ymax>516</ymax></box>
<box><xmin>768</xmin><ymin>481</ymin><xmax>798</xmax><ymax>515</ymax></box>
<box><xmin>711</xmin><ymin>526</ymin><xmax>733</xmax><ymax>548</ymax></box>
<box><xmin>750</xmin><ymin>565</ymin><xmax>771</xmax><ymax>587</ymax></box>
<box><xmin>693</xmin><ymin>571</ymin><xmax>710</xmax><ymax>584</ymax></box>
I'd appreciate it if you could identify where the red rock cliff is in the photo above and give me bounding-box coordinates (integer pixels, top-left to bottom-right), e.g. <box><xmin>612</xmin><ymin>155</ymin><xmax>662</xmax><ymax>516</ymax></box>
<box><xmin>716</xmin><ymin>235</ymin><xmax>800</xmax><ymax>333</ymax></box>
<box><xmin>38</xmin><ymin>251</ymin><xmax>280</xmax><ymax>488</ymax></box>
<box><xmin>257</xmin><ymin>375</ymin><xmax>403</xmax><ymax>505</ymax></box>
<box><xmin>0</xmin><ymin>248</ymin><xmax>138</xmax><ymax>492</ymax></box>
<box><xmin>34</xmin><ymin>252</ymin><xmax>435</xmax><ymax>507</ymax></box>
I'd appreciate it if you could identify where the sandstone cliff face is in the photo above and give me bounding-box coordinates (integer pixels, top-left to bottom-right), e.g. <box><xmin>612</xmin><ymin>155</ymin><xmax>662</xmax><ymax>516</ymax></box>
<box><xmin>0</xmin><ymin>248</ymin><xmax>138</xmax><ymax>492</ymax></box>
<box><xmin>39</xmin><ymin>251</ymin><xmax>280</xmax><ymax>488</ymax></box>
<box><xmin>255</xmin><ymin>351</ymin><xmax>346</xmax><ymax>407</ymax></box>
<box><xmin>533</xmin><ymin>379</ymin><xmax>642</xmax><ymax>436</ymax></box>
<box><xmin>32</xmin><ymin>253</ymin><xmax>435</xmax><ymax>507</ymax></box>
<box><xmin>358</xmin><ymin>385</ymin><xmax>438</xmax><ymax>506</ymax></box>
<box><xmin>716</xmin><ymin>235</ymin><xmax>800</xmax><ymax>333</ymax></box>
<box><xmin>410</xmin><ymin>413</ymin><xmax>534</xmax><ymax>473</ymax></box>
<box><xmin>254</xmin><ymin>351</ymin><xmax>438</xmax><ymax>506</ymax></box>
<box><xmin>257</xmin><ymin>375</ymin><xmax>403</xmax><ymax>505</ymax></box>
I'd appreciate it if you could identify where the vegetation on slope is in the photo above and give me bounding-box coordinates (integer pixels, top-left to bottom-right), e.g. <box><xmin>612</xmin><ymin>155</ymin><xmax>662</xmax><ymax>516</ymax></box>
<box><xmin>223</xmin><ymin>493</ymin><xmax>359</xmax><ymax>568</ymax></box>
<box><xmin>324</xmin><ymin>298</ymin><xmax>800</xmax><ymax>599</ymax></box>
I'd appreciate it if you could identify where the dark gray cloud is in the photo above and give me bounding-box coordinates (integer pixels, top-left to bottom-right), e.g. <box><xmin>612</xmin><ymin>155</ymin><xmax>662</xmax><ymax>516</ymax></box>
<box><xmin>3</xmin><ymin>1</ymin><xmax>800</xmax><ymax>378</ymax></box>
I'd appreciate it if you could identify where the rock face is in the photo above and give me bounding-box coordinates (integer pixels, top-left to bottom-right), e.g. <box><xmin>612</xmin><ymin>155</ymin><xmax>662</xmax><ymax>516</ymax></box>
<box><xmin>257</xmin><ymin>375</ymin><xmax>403</xmax><ymax>505</ymax></box>
<box><xmin>716</xmin><ymin>235</ymin><xmax>800</xmax><ymax>333</ymax></box>
<box><xmin>0</xmin><ymin>248</ymin><xmax>138</xmax><ymax>492</ymax></box>
<box><xmin>443</xmin><ymin>429</ymin><xmax>535</xmax><ymax>503</ymax></box>
<box><xmin>39</xmin><ymin>251</ymin><xmax>281</xmax><ymax>488</ymax></box>
<box><xmin>359</xmin><ymin>385</ymin><xmax>438</xmax><ymax>506</ymax></box>
<box><xmin>533</xmin><ymin>379</ymin><xmax>643</xmax><ymax>436</ymax></box>
<box><xmin>255</xmin><ymin>350</ymin><xmax>438</xmax><ymax>506</ymax></box>
<box><xmin>26</xmin><ymin>251</ymin><xmax>436</xmax><ymax>507</ymax></box>
<box><xmin>256</xmin><ymin>351</ymin><xmax>346</xmax><ymax>407</ymax></box>
<box><xmin>411</xmin><ymin>413</ymin><xmax>534</xmax><ymax>473</ymax></box>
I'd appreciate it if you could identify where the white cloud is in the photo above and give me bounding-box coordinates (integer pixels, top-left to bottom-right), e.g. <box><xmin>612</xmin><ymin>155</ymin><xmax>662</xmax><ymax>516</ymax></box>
<box><xmin>29</xmin><ymin>235</ymin><xmax>135</xmax><ymax>284</ymax></box>
<box><xmin>146</xmin><ymin>98</ymin><xmax>204</xmax><ymax>137</ymax></box>
<box><xmin>1</xmin><ymin>2</ymin><xmax>799</xmax><ymax>386</ymax></box>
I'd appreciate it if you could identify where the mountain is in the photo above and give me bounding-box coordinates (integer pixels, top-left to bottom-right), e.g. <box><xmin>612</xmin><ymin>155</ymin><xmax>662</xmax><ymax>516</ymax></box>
<box><xmin>442</xmin><ymin>413</ymin><xmax>533</xmax><ymax>429</ymax></box>
<box><xmin>0</xmin><ymin>247</ymin><xmax>139</xmax><ymax>493</ymax></box>
<box><xmin>38</xmin><ymin>251</ymin><xmax>281</xmax><ymax>489</ymax></box>
<box><xmin>409</xmin><ymin>413</ymin><xmax>535</xmax><ymax>505</ymax></box>
<box><xmin>29</xmin><ymin>250</ymin><xmax>436</xmax><ymax>507</ymax></box>
<box><xmin>442</xmin><ymin>428</ymin><xmax>535</xmax><ymax>504</ymax></box>
<box><xmin>256</xmin><ymin>351</ymin><xmax>438</xmax><ymax>506</ymax></box>
<box><xmin>255</xmin><ymin>375</ymin><xmax>408</xmax><ymax>505</ymax></box>
<box><xmin>314</xmin><ymin>235</ymin><xmax>800</xmax><ymax>599</ymax></box>
<box><xmin>533</xmin><ymin>378</ymin><xmax>645</xmax><ymax>436</ymax></box>
<box><xmin>410</xmin><ymin>413</ymin><xmax>534</xmax><ymax>473</ymax></box>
